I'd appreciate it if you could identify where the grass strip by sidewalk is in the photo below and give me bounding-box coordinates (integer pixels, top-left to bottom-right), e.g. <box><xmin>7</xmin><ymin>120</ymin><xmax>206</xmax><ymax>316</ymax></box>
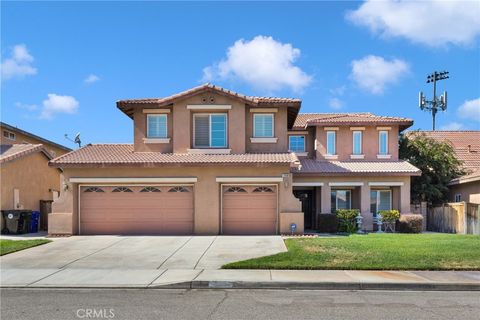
<box><xmin>0</xmin><ymin>239</ymin><xmax>51</xmax><ymax>256</ymax></box>
<box><xmin>223</xmin><ymin>234</ymin><xmax>480</xmax><ymax>271</ymax></box>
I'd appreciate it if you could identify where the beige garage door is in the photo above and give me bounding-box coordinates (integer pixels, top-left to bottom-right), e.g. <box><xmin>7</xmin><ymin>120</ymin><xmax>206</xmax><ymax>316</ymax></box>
<box><xmin>222</xmin><ymin>185</ymin><xmax>277</xmax><ymax>235</ymax></box>
<box><xmin>80</xmin><ymin>185</ymin><xmax>194</xmax><ymax>235</ymax></box>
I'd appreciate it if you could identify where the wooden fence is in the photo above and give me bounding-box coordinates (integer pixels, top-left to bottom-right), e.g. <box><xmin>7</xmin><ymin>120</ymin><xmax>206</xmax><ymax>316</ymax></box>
<box><xmin>427</xmin><ymin>202</ymin><xmax>480</xmax><ymax>234</ymax></box>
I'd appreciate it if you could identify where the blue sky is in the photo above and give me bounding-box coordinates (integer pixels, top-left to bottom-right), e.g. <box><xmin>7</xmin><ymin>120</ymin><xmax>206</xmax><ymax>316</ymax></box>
<box><xmin>2</xmin><ymin>1</ymin><xmax>479</xmax><ymax>148</ymax></box>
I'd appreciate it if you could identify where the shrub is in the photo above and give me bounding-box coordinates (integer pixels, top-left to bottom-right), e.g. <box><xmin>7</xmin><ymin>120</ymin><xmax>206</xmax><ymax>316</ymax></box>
<box><xmin>379</xmin><ymin>210</ymin><xmax>400</xmax><ymax>223</ymax></box>
<box><xmin>336</xmin><ymin>209</ymin><xmax>359</xmax><ymax>233</ymax></box>
<box><xmin>396</xmin><ymin>214</ymin><xmax>423</xmax><ymax>233</ymax></box>
<box><xmin>316</xmin><ymin>214</ymin><xmax>338</xmax><ymax>233</ymax></box>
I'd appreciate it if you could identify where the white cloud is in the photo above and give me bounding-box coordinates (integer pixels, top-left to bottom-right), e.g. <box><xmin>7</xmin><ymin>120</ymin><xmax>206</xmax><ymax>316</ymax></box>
<box><xmin>440</xmin><ymin>122</ymin><xmax>464</xmax><ymax>131</ymax></box>
<box><xmin>329</xmin><ymin>98</ymin><xmax>344</xmax><ymax>110</ymax></box>
<box><xmin>350</xmin><ymin>55</ymin><xmax>409</xmax><ymax>94</ymax></box>
<box><xmin>458</xmin><ymin>98</ymin><xmax>480</xmax><ymax>120</ymax></box>
<box><xmin>84</xmin><ymin>74</ymin><xmax>100</xmax><ymax>84</ymax></box>
<box><xmin>202</xmin><ymin>35</ymin><xmax>312</xmax><ymax>93</ymax></box>
<box><xmin>329</xmin><ymin>85</ymin><xmax>346</xmax><ymax>96</ymax></box>
<box><xmin>347</xmin><ymin>0</ymin><xmax>480</xmax><ymax>47</ymax></box>
<box><xmin>1</xmin><ymin>44</ymin><xmax>37</xmax><ymax>80</ymax></box>
<box><xmin>15</xmin><ymin>102</ymin><xmax>38</xmax><ymax>111</ymax></box>
<box><xmin>40</xmin><ymin>94</ymin><xmax>79</xmax><ymax>119</ymax></box>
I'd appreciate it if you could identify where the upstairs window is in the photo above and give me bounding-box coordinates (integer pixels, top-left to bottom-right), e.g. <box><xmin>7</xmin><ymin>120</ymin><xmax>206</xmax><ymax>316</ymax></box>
<box><xmin>326</xmin><ymin>131</ymin><xmax>336</xmax><ymax>155</ymax></box>
<box><xmin>352</xmin><ymin>131</ymin><xmax>362</xmax><ymax>155</ymax></box>
<box><xmin>147</xmin><ymin>114</ymin><xmax>167</xmax><ymax>138</ymax></box>
<box><xmin>378</xmin><ymin>131</ymin><xmax>389</xmax><ymax>155</ymax></box>
<box><xmin>194</xmin><ymin>114</ymin><xmax>227</xmax><ymax>148</ymax></box>
<box><xmin>289</xmin><ymin>136</ymin><xmax>305</xmax><ymax>152</ymax></box>
<box><xmin>3</xmin><ymin>130</ymin><xmax>15</xmax><ymax>141</ymax></box>
<box><xmin>253</xmin><ymin>114</ymin><xmax>274</xmax><ymax>137</ymax></box>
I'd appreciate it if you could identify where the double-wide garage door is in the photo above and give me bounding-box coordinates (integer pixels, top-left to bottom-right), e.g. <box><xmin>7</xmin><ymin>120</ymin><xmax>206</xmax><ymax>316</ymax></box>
<box><xmin>222</xmin><ymin>185</ymin><xmax>277</xmax><ymax>235</ymax></box>
<box><xmin>79</xmin><ymin>185</ymin><xmax>194</xmax><ymax>235</ymax></box>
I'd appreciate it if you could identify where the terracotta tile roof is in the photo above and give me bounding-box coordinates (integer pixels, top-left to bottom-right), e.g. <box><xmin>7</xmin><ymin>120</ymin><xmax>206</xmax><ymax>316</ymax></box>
<box><xmin>408</xmin><ymin>131</ymin><xmax>480</xmax><ymax>174</ymax></box>
<box><xmin>449</xmin><ymin>168</ymin><xmax>480</xmax><ymax>185</ymax></box>
<box><xmin>0</xmin><ymin>144</ymin><xmax>52</xmax><ymax>164</ymax></box>
<box><xmin>293</xmin><ymin>112</ymin><xmax>413</xmax><ymax>131</ymax></box>
<box><xmin>49</xmin><ymin>144</ymin><xmax>299</xmax><ymax>168</ymax></box>
<box><xmin>292</xmin><ymin>159</ymin><xmax>421</xmax><ymax>176</ymax></box>
<box><xmin>117</xmin><ymin>83</ymin><xmax>301</xmax><ymax>107</ymax></box>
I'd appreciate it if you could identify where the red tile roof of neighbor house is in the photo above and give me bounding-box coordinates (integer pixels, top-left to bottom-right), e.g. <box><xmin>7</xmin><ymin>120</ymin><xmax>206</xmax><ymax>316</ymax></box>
<box><xmin>411</xmin><ymin>130</ymin><xmax>480</xmax><ymax>184</ymax></box>
<box><xmin>0</xmin><ymin>144</ymin><xmax>53</xmax><ymax>164</ymax></box>
<box><xmin>292</xmin><ymin>158</ymin><xmax>421</xmax><ymax>176</ymax></box>
<box><xmin>293</xmin><ymin>113</ymin><xmax>413</xmax><ymax>131</ymax></box>
<box><xmin>49</xmin><ymin>144</ymin><xmax>299</xmax><ymax>168</ymax></box>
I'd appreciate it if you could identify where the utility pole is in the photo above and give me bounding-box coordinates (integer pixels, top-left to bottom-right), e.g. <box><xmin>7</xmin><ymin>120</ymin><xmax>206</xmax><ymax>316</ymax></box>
<box><xmin>419</xmin><ymin>71</ymin><xmax>449</xmax><ymax>131</ymax></box>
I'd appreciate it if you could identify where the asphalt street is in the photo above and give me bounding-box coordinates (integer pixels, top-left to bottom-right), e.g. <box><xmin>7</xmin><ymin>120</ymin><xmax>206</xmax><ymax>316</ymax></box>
<box><xmin>1</xmin><ymin>289</ymin><xmax>479</xmax><ymax>320</ymax></box>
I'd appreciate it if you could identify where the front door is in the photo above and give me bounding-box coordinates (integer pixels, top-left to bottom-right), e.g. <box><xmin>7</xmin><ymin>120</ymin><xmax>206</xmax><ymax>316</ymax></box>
<box><xmin>293</xmin><ymin>190</ymin><xmax>315</xmax><ymax>229</ymax></box>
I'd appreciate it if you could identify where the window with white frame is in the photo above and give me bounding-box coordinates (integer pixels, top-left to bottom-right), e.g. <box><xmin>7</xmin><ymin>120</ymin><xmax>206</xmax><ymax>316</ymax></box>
<box><xmin>454</xmin><ymin>194</ymin><xmax>462</xmax><ymax>202</ymax></box>
<box><xmin>3</xmin><ymin>130</ymin><xmax>15</xmax><ymax>141</ymax></box>
<box><xmin>352</xmin><ymin>131</ymin><xmax>362</xmax><ymax>155</ymax></box>
<box><xmin>147</xmin><ymin>114</ymin><xmax>167</xmax><ymax>138</ymax></box>
<box><xmin>370</xmin><ymin>190</ymin><xmax>392</xmax><ymax>216</ymax></box>
<box><xmin>253</xmin><ymin>114</ymin><xmax>274</xmax><ymax>137</ymax></box>
<box><xmin>193</xmin><ymin>114</ymin><xmax>227</xmax><ymax>148</ymax></box>
<box><xmin>326</xmin><ymin>131</ymin><xmax>336</xmax><ymax>155</ymax></box>
<box><xmin>331</xmin><ymin>190</ymin><xmax>351</xmax><ymax>212</ymax></box>
<box><xmin>289</xmin><ymin>135</ymin><xmax>305</xmax><ymax>152</ymax></box>
<box><xmin>378</xmin><ymin>130</ymin><xmax>389</xmax><ymax>155</ymax></box>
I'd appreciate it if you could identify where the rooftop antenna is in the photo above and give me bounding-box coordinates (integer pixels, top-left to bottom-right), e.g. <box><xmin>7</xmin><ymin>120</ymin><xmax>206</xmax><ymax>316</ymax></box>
<box><xmin>419</xmin><ymin>70</ymin><xmax>449</xmax><ymax>131</ymax></box>
<box><xmin>65</xmin><ymin>132</ymin><xmax>82</xmax><ymax>148</ymax></box>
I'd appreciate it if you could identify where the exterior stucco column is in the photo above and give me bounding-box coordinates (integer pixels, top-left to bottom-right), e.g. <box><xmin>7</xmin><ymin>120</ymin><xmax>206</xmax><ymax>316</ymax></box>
<box><xmin>400</xmin><ymin>181</ymin><xmax>411</xmax><ymax>214</ymax></box>
<box><xmin>360</xmin><ymin>184</ymin><xmax>373</xmax><ymax>231</ymax></box>
<box><xmin>321</xmin><ymin>184</ymin><xmax>331</xmax><ymax>213</ymax></box>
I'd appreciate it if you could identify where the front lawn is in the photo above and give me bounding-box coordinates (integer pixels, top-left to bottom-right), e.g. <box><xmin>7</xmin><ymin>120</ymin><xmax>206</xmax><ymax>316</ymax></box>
<box><xmin>223</xmin><ymin>234</ymin><xmax>480</xmax><ymax>270</ymax></box>
<box><xmin>0</xmin><ymin>239</ymin><xmax>51</xmax><ymax>256</ymax></box>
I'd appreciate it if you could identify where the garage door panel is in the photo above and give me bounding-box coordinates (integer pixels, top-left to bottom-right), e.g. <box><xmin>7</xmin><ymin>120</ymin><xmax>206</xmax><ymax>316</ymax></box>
<box><xmin>222</xmin><ymin>185</ymin><xmax>277</xmax><ymax>235</ymax></box>
<box><xmin>80</xmin><ymin>185</ymin><xmax>194</xmax><ymax>235</ymax></box>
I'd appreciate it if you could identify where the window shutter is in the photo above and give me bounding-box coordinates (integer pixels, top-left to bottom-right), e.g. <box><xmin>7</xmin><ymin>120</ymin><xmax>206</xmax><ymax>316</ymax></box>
<box><xmin>194</xmin><ymin>115</ymin><xmax>209</xmax><ymax>147</ymax></box>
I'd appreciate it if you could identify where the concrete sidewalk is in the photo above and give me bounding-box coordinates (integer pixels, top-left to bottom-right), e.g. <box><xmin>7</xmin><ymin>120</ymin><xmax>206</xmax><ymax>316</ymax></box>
<box><xmin>2</xmin><ymin>269</ymin><xmax>479</xmax><ymax>291</ymax></box>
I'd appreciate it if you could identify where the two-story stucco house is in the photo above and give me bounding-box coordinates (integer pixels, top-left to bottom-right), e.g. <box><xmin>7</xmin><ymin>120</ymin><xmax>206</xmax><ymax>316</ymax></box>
<box><xmin>49</xmin><ymin>84</ymin><xmax>420</xmax><ymax>235</ymax></box>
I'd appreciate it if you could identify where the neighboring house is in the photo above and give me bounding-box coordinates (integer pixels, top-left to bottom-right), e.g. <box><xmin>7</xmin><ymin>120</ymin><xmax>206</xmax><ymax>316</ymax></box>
<box><xmin>0</xmin><ymin>123</ymin><xmax>71</xmax><ymax>231</ymax></box>
<box><xmin>413</xmin><ymin>131</ymin><xmax>480</xmax><ymax>204</ymax></box>
<box><xmin>49</xmin><ymin>84</ymin><xmax>420</xmax><ymax>235</ymax></box>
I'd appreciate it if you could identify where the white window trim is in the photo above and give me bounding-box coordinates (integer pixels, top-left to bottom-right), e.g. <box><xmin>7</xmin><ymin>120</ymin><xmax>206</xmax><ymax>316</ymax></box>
<box><xmin>3</xmin><ymin>130</ymin><xmax>16</xmax><ymax>141</ymax></box>
<box><xmin>143</xmin><ymin>138</ymin><xmax>170</xmax><ymax>144</ymax></box>
<box><xmin>324</xmin><ymin>155</ymin><xmax>339</xmax><ymax>160</ymax></box>
<box><xmin>187</xmin><ymin>148</ymin><xmax>231</xmax><ymax>154</ymax></box>
<box><xmin>326</xmin><ymin>131</ymin><xmax>336</xmax><ymax>155</ymax></box>
<box><xmin>293</xmin><ymin>152</ymin><xmax>309</xmax><ymax>157</ymax></box>
<box><xmin>378</xmin><ymin>130</ymin><xmax>389</xmax><ymax>155</ymax></box>
<box><xmin>253</xmin><ymin>113</ymin><xmax>274</xmax><ymax>138</ymax></box>
<box><xmin>250</xmin><ymin>137</ymin><xmax>278</xmax><ymax>143</ymax></box>
<box><xmin>350</xmin><ymin>154</ymin><xmax>365</xmax><ymax>159</ymax></box>
<box><xmin>352</xmin><ymin>130</ymin><xmax>362</xmax><ymax>155</ymax></box>
<box><xmin>193</xmin><ymin>113</ymin><xmax>228</xmax><ymax>148</ymax></box>
<box><xmin>288</xmin><ymin>135</ymin><xmax>306</xmax><ymax>153</ymax></box>
<box><xmin>377</xmin><ymin>154</ymin><xmax>392</xmax><ymax>159</ymax></box>
<box><xmin>146</xmin><ymin>114</ymin><xmax>168</xmax><ymax>139</ymax></box>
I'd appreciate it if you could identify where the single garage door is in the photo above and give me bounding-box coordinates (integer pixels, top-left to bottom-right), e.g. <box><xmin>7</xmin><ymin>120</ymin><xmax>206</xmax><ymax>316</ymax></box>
<box><xmin>79</xmin><ymin>185</ymin><xmax>194</xmax><ymax>235</ymax></box>
<box><xmin>222</xmin><ymin>185</ymin><xmax>277</xmax><ymax>235</ymax></box>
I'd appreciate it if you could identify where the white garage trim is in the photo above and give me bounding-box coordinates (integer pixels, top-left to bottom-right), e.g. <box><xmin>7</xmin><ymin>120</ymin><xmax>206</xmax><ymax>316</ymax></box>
<box><xmin>369</xmin><ymin>182</ymin><xmax>404</xmax><ymax>187</ymax></box>
<box><xmin>216</xmin><ymin>177</ymin><xmax>283</xmax><ymax>183</ymax></box>
<box><xmin>292</xmin><ymin>182</ymin><xmax>324</xmax><ymax>187</ymax></box>
<box><xmin>70</xmin><ymin>177</ymin><xmax>198</xmax><ymax>183</ymax></box>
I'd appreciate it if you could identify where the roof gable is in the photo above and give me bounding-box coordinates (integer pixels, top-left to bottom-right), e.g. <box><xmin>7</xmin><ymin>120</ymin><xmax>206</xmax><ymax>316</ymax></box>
<box><xmin>0</xmin><ymin>144</ymin><xmax>54</xmax><ymax>164</ymax></box>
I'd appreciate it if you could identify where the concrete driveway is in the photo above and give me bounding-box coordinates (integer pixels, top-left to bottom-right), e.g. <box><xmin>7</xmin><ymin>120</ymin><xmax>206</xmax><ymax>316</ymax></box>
<box><xmin>1</xmin><ymin>235</ymin><xmax>286</xmax><ymax>270</ymax></box>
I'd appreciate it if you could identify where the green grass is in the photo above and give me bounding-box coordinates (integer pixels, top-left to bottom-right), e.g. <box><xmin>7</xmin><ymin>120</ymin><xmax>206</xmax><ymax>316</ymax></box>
<box><xmin>223</xmin><ymin>234</ymin><xmax>480</xmax><ymax>270</ymax></box>
<box><xmin>0</xmin><ymin>239</ymin><xmax>51</xmax><ymax>256</ymax></box>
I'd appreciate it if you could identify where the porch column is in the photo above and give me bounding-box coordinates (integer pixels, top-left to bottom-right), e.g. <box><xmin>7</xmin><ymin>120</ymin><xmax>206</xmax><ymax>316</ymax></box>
<box><xmin>400</xmin><ymin>182</ymin><xmax>411</xmax><ymax>214</ymax></box>
<box><xmin>321</xmin><ymin>184</ymin><xmax>331</xmax><ymax>213</ymax></box>
<box><xmin>360</xmin><ymin>184</ymin><xmax>373</xmax><ymax>231</ymax></box>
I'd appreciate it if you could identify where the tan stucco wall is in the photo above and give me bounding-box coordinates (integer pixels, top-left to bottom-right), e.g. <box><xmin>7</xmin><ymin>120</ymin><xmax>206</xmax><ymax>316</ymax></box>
<box><xmin>133</xmin><ymin>105</ymin><xmax>174</xmax><ymax>153</ymax></box>
<box><xmin>315</xmin><ymin>125</ymin><xmax>400</xmax><ymax>161</ymax></box>
<box><xmin>0</xmin><ymin>127</ymin><xmax>70</xmax><ymax>158</ymax></box>
<box><xmin>1</xmin><ymin>152</ymin><xmax>61</xmax><ymax>211</ymax></box>
<box><xmin>52</xmin><ymin>165</ymin><xmax>302</xmax><ymax>235</ymax></box>
<box><xmin>449</xmin><ymin>181</ymin><xmax>480</xmax><ymax>204</ymax></box>
<box><xmin>279</xmin><ymin>212</ymin><xmax>304</xmax><ymax>235</ymax></box>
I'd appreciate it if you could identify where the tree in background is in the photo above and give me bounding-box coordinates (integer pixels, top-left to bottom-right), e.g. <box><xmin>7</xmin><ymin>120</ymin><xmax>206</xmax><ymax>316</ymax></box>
<box><xmin>400</xmin><ymin>132</ymin><xmax>465</xmax><ymax>206</ymax></box>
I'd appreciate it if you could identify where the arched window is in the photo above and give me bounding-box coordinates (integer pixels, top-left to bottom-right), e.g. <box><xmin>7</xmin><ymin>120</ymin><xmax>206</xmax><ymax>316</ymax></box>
<box><xmin>84</xmin><ymin>187</ymin><xmax>104</xmax><ymax>193</ymax></box>
<box><xmin>112</xmin><ymin>187</ymin><xmax>133</xmax><ymax>193</ymax></box>
<box><xmin>253</xmin><ymin>186</ymin><xmax>274</xmax><ymax>193</ymax></box>
<box><xmin>168</xmin><ymin>186</ymin><xmax>189</xmax><ymax>193</ymax></box>
<box><xmin>140</xmin><ymin>186</ymin><xmax>161</xmax><ymax>193</ymax></box>
<box><xmin>225</xmin><ymin>187</ymin><xmax>247</xmax><ymax>193</ymax></box>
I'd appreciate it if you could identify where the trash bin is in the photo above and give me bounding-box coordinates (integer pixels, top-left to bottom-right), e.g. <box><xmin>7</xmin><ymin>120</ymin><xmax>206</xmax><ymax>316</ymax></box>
<box><xmin>1</xmin><ymin>210</ymin><xmax>32</xmax><ymax>234</ymax></box>
<box><xmin>19</xmin><ymin>211</ymin><xmax>32</xmax><ymax>234</ymax></box>
<box><xmin>29</xmin><ymin>211</ymin><xmax>40</xmax><ymax>233</ymax></box>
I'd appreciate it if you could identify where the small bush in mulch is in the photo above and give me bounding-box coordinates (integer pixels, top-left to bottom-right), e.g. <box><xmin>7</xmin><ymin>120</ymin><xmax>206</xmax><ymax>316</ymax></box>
<box><xmin>336</xmin><ymin>209</ymin><xmax>360</xmax><ymax>233</ymax></box>
<box><xmin>396</xmin><ymin>214</ymin><xmax>423</xmax><ymax>233</ymax></box>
